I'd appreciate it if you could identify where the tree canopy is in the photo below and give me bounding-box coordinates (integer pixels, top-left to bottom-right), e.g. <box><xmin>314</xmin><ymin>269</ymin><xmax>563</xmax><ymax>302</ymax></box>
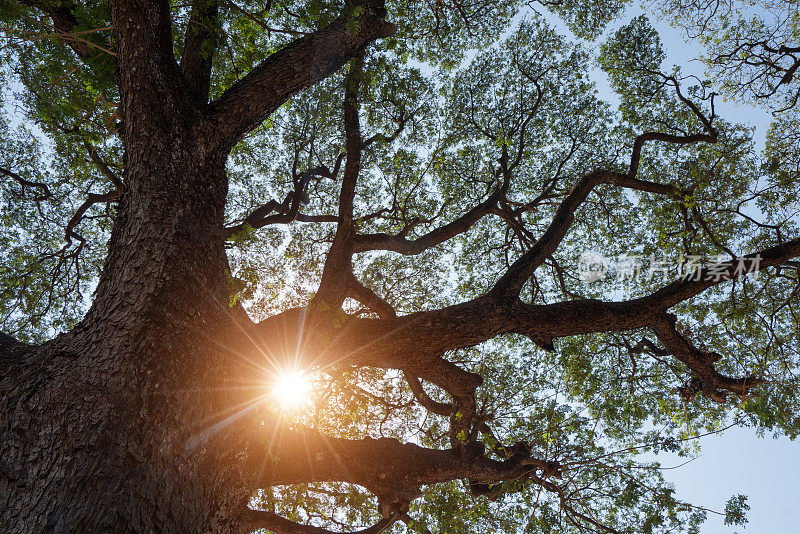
<box><xmin>1</xmin><ymin>0</ymin><xmax>799</xmax><ymax>532</ymax></box>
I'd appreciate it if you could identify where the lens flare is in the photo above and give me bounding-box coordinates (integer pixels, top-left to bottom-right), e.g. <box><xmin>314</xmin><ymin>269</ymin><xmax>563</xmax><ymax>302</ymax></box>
<box><xmin>270</xmin><ymin>371</ymin><xmax>312</xmax><ymax>409</ymax></box>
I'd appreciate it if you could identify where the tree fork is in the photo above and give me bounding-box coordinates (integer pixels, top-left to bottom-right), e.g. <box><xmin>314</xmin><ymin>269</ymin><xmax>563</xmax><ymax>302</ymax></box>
<box><xmin>1</xmin><ymin>0</ymin><xmax>399</xmax><ymax>531</ymax></box>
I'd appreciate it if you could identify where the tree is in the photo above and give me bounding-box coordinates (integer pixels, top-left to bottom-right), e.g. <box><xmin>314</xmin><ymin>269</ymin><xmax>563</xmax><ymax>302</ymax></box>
<box><xmin>0</xmin><ymin>0</ymin><xmax>798</xmax><ymax>532</ymax></box>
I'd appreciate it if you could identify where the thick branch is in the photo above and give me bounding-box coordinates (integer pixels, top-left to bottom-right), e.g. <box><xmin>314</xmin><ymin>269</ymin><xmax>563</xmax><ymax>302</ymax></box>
<box><xmin>245</xmin><ymin>425</ymin><xmax>560</xmax><ymax>495</ymax></box>
<box><xmin>404</xmin><ymin>372</ymin><xmax>453</xmax><ymax>416</ymax></box>
<box><xmin>652</xmin><ymin>313</ymin><xmax>763</xmax><ymax>402</ymax></box>
<box><xmin>513</xmin><ymin>237</ymin><xmax>800</xmax><ymax>341</ymax></box>
<box><xmin>180</xmin><ymin>0</ymin><xmax>219</xmax><ymax>106</ymax></box>
<box><xmin>348</xmin><ymin>276</ymin><xmax>396</xmax><ymax>319</ymax></box>
<box><xmin>315</xmin><ymin>51</ymin><xmax>366</xmax><ymax>306</ymax></box>
<box><xmin>204</xmin><ymin>0</ymin><xmax>395</xmax><ymax>151</ymax></box>
<box><xmin>246</xmin><ymin>238</ymin><xmax>800</xmax><ymax>392</ymax></box>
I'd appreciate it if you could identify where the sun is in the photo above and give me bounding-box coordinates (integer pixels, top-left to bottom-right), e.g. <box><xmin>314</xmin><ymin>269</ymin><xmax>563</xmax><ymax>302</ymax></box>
<box><xmin>270</xmin><ymin>371</ymin><xmax>312</xmax><ymax>409</ymax></box>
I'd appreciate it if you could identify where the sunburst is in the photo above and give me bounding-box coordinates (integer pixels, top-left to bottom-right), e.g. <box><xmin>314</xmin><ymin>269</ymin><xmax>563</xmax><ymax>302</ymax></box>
<box><xmin>270</xmin><ymin>371</ymin><xmax>312</xmax><ymax>409</ymax></box>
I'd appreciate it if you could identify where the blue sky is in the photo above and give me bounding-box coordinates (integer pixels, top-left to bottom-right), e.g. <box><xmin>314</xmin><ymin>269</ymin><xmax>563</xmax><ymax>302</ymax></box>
<box><xmin>660</xmin><ymin>426</ymin><xmax>800</xmax><ymax>533</ymax></box>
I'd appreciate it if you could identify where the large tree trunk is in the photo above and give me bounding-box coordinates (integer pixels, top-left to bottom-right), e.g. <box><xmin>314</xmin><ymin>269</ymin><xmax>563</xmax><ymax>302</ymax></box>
<box><xmin>0</xmin><ymin>161</ymin><xmax>250</xmax><ymax>533</ymax></box>
<box><xmin>0</xmin><ymin>112</ymin><xmax>254</xmax><ymax>533</ymax></box>
<box><xmin>0</xmin><ymin>0</ymin><xmax>400</xmax><ymax>530</ymax></box>
<box><xmin>0</xmin><ymin>1</ymin><xmax>266</xmax><ymax>529</ymax></box>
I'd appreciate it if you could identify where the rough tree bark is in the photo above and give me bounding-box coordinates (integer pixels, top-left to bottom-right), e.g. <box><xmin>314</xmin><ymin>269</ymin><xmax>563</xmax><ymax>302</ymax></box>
<box><xmin>0</xmin><ymin>0</ymin><xmax>397</xmax><ymax>531</ymax></box>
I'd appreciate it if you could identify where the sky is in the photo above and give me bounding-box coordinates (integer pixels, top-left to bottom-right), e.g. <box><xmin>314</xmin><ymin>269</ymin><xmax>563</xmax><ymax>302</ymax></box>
<box><xmin>578</xmin><ymin>7</ymin><xmax>798</xmax><ymax>534</ymax></box>
<box><xmin>659</xmin><ymin>426</ymin><xmax>800</xmax><ymax>533</ymax></box>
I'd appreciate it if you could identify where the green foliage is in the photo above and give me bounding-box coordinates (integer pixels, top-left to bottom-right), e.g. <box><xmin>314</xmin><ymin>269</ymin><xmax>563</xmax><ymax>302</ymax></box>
<box><xmin>544</xmin><ymin>0</ymin><xmax>628</xmax><ymax>39</ymax></box>
<box><xmin>658</xmin><ymin>0</ymin><xmax>800</xmax><ymax>109</ymax></box>
<box><xmin>724</xmin><ymin>494</ymin><xmax>750</xmax><ymax>526</ymax></box>
<box><xmin>599</xmin><ymin>15</ymin><xmax>666</xmax><ymax>105</ymax></box>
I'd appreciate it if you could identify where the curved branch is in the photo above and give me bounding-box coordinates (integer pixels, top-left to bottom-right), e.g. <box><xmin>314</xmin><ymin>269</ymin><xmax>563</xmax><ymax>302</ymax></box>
<box><xmin>82</xmin><ymin>141</ymin><xmax>123</xmax><ymax>190</ymax></box>
<box><xmin>652</xmin><ymin>313</ymin><xmax>764</xmax><ymax>402</ymax></box>
<box><xmin>227</xmin><ymin>199</ymin><xmax>280</xmax><ymax>235</ymax></box>
<box><xmin>493</xmin><ymin>119</ymin><xmax>717</xmax><ymax>299</ymax></box>
<box><xmin>352</xmin><ymin>187</ymin><xmax>502</xmax><ymax>255</ymax></box>
<box><xmin>316</xmin><ymin>51</ymin><xmax>367</xmax><ymax>307</ymax></box>
<box><xmin>224</xmin><ymin>162</ymin><xmax>342</xmax><ymax>237</ymax></box>
<box><xmin>348</xmin><ymin>276</ymin><xmax>396</xmax><ymax>319</ymax></box>
<box><xmin>491</xmin><ymin>170</ymin><xmax>606</xmax><ymax>298</ymax></box>
<box><xmin>203</xmin><ymin>0</ymin><xmax>396</xmax><ymax>152</ymax></box>
<box><xmin>404</xmin><ymin>372</ymin><xmax>453</xmax><ymax>416</ymax></box>
<box><xmin>628</xmin><ymin>130</ymin><xmax>717</xmax><ymax>178</ymax></box>
<box><xmin>0</xmin><ymin>165</ymin><xmax>52</xmax><ymax>201</ymax></box>
<box><xmin>64</xmin><ymin>190</ymin><xmax>120</xmax><ymax>245</ymax></box>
